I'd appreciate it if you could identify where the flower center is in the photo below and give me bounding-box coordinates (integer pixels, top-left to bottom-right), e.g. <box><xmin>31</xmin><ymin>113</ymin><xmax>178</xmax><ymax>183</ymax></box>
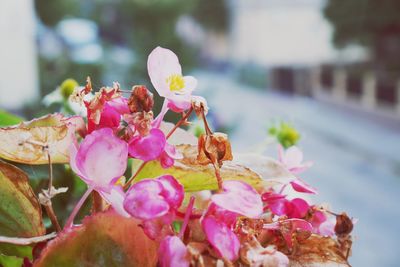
<box><xmin>167</xmin><ymin>74</ymin><xmax>185</xmax><ymax>92</ymax></box>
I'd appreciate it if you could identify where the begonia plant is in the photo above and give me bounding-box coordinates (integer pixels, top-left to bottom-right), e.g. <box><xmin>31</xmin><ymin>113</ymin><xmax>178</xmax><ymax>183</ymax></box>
<box><xmin>0</xmin><ymin>46</ymin><xmax>355</xmax><ymax>267</ymax></box>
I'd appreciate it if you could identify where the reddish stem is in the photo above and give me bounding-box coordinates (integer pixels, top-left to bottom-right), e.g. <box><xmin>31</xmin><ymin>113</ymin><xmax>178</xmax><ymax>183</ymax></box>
<box><xmin>178</xmin><ymin>196</ymin><xmax>195</xmax><ymax>239</ymax></box>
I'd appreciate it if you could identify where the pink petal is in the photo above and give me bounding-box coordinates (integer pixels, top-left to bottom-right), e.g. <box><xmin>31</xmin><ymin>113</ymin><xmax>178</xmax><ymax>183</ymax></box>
<box><xmin>268</xmin><ymin>198</ymin><xmax>289</xmax><ymax>216</ymax></box>
<box><xmin>202</xmin><ymin>216</ymin><xmax>240</xmax><ymax>262</ymax></box>
<box><xmin>75</xmin><ymin>128</ymin><xmax>128</xmax><ymax>190</ymax></box>
<box><xmin>147</xmin><ymin>46</ymin><xmax>182</xmax><ymax>97</ymax></box>
<box><xmin>100</xmin><ymin>186</ymin><xmax>130</xmax><ymax>218</ymax></box>
<box><xmin>107</xmin><ymin>97</ymin><xmax>130</xmax><ymax>114</ymax></box>
<box><xmin>160</xmin><ymin>152</ymin><xmax>174</xmax><ymax>169</ymax></box>
<box><xmin>211</xmin><ymin>181</ymin><xmax>263</xmax><ymax>218</ymax></box>
<box><xmin>152</xmin><ymin>99</ymin><xmax>169</xmax><ymax>129</ymax></box>
<box><xmin>97</xmin><ymin>103</ymin><xmax>121</xmax><ymax>130</ymax></box>
<box><xmin>128</xmin><ymin>128</ymin><xmax>166</xmax><ymax>161</ymax></box>
<box><xmin>158</xmin><ymin>236</ymin><xmax>190</xmax><ymax>267</ymax></box>
<box><xmin>182</xmin><ymin>76</ymin><xmax>197</xmax><ymax>93</ymax></box>
<box><xmin>287</xmin><ymin>198</ymin><xmax>309</xmax><ymax>218</ymax></box>
<box><xmin>123</xmin><ymin>179</ymin><xmax>169</xmax><ymax>220</ymax></box>
<box><xmin>158</xmin><ymin>175</ymin><xmax>184</xmax><ymax>210</ymax></box>
<box><xmin>205</xmin><ymin>203</ymin><xmax>238</xmax><ymax>228</ymax></box>
<box><xmin>290</xmin><ymin>179</ymin><xmax>318</xmax><ymax>194</ymax></box>
<box><xmin>166</xmin><ymin>95</ymin><xmax>192</xmax><ymax>113</ymax></box>
<box><xmin>283</xmin><ymin>146</ymin><xmax>303</xmax><ymax>168</ymax></box>
<box><xmin>164</xmin><ymin>143</ymin><xmax>183</xmax><ymax>159</ymax></box>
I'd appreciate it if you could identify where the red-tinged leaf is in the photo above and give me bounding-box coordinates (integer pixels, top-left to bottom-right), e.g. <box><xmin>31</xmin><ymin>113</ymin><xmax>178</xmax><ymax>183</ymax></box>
<box><xmin>34</xmin><ymin>211</ymin><xmax>158</xmax><ymax>267</ymax></box>
<box><xmin>0</xmin><ymin>160</ymin><xmax>45</xmax><ymax>238</ymax></box>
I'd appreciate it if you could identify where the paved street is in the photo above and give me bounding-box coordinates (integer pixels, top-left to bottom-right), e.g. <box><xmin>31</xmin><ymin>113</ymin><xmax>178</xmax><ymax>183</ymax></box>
<box><xmin>195</xmin><ymin>71</ymin><xmax>400</xmax><ymax>267</ymax></box>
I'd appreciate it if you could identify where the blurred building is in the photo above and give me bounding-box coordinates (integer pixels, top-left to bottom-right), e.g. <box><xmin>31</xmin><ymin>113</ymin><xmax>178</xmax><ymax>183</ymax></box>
<box><xmin>0</xmin><ymin>0</ymin><xmax>38</xmax><ymax>110</ymax></box>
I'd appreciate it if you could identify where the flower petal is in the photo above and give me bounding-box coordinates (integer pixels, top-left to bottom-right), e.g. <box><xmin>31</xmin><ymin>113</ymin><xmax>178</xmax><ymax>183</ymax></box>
<box><xmin>100</xmin><ymin>186</ymin><xmax>130</xmax><ymax>218</ymax></box>
<box><xmin>147</xmin><ymin>46</ymin><xmax>182</xmax><ymax>97</ymax></box>
<box><xmin>75</xmin><ymin>128</ymin><xmax>128</xmax><ymax>190</ymax></box>
<box><xmin>211</xmin><ymin>181</ymin><xmax>263</xmax><ymax>218</ymax></box>
<box><xmin>124</xmin><ymin>179</ymin><xmax>169</xmax><ymax>220</ymax></box>
<box><xmin>158</xmin><ymin>175</ymin><xmax>184</xmax><ymax>209</ymax></box>
<box><xmin>202</xmin><ymin>216</ymin><xmax>240</xmax><ymax>262</ymax></box>
<box><xmin>290</xmin><ymin>179</ymin><xmax>318</xmax><ymax>194</ymax></box>
<box><xmin>158</xmin><ymin>236</ymin><xmax>190</xmax><ymax>267</ymax></box>
<box><xmin>128</xmin><ymin>128</ymin><xmax>166</xmax><ymax>161</ymax></box>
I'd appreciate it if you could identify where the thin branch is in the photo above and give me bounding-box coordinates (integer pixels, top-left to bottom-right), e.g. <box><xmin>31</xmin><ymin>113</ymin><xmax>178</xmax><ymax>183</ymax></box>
<box><xmin>200</xmin><ymin>108</ymin><xmax>212</xmax><ymax>135</ymax></box>
<box><xmin>0</xmin><ymin>232</ymin><xmax>57</xmax><ymax>245</ymax></box>
<box><xmin>39</xmin><ymin>150</ymin><xmax>61</xmax><ymax>232</ymax></box>
<box><xmin>212</xmin><ymin>162</ymin><xmax>223</xmax><ymax>191</ymax></box>
<box><xmin>124</xmin><ymin>161</ymin><xmax>147</xmax><ymax>190</ymax></box>
<box><xmin>166</xmin><ymin>107</ymin><xmax>193</xmax><ymax>139</ymax></box>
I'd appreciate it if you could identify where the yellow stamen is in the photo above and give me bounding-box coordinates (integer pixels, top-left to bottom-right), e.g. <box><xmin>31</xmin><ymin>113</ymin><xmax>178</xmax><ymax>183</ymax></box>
<box><xmin>167</xmin><ymin>74</ymin><xmax>185</xmax><ymax>92</ymax></box>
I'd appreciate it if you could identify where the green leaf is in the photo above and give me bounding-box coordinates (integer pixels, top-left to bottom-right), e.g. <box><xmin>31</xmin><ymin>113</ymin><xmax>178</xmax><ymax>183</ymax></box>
<box><xmin>0</xmin><ymin>114</ymin><xmax>84</xmax><ymax>164</ymax></box>
<box><xmin>34</xmin><ymin>211</ymin><xmax>158</xmax><ymax>267</ymax></box>
<box><xmin>0</xmin><ymin>254</ymin><xmax>24</xmax><ymax>267</ymax></box>
<box><xmin>134</xmin><ymin>145</ymin><xmax>293</xmax><ymax>192</ymax></box>
<box><xmin>0</xmin><ymin>160</ymin><xmax>45</xmax><ymax>238</ymax></box>
<box><xmin>0</xmin><ymin>110</ymin><xmax>24</xmax><ymax>127</ymax></box>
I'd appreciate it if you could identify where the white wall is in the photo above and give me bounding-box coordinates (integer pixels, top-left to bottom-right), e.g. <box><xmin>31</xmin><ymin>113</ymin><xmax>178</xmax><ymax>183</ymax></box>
<box><xmin>0</xmin><ymin>0</ymin><xmax>38</xmax><ymax>110</ymax></box>
<box><xmin>228</xmin><ymin>0</ymin><xmax>337</xmax><ymax>66</ymax></box>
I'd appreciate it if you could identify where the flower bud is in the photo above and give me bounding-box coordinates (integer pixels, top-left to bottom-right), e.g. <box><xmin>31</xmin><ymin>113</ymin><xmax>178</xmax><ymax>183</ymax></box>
<box><xmin>60</xmin><ymin>78</ymin><xmax>78</xmax><ymax>99</ymax></box>
<box><xmin>197</xmin><ymin>132</ymin><xmax>233</xmax><ymax>166</ymax></box>
<box><xmin>334</xmin><ymin>213</ymin><xmax>353</xmax><ymax>237</ymax></box>
<box><xmin>128</xmin><ymin>85</ymin><xmax>154</xmax><ymax>113</ymax></box>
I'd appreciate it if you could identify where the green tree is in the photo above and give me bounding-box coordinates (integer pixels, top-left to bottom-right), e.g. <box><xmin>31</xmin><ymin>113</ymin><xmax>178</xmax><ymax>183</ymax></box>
<box><xmin>324</xmin><ymin>0</ymin><xmax>400</xmax><ymax>71</ymax></box>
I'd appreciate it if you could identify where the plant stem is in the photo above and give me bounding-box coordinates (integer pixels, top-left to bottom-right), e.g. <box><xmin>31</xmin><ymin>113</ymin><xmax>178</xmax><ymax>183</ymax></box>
<box><xmin>212</xmin><ymin>162</ymin><xmax>223</xmax><ymax>191</ymax></box>
<box><xmin>44</xmin><ymin>152</ymin><xmax>61</xmax><ymax>232</ymax></box>
<box><xmin>178</xmin><ymin>196</ymin><xmax>195</xmax><ymax>240</ymax></box>
<box><xmin>0</xmin><ymin>232</ymin><xmax>57</xmax><ymax>245</ymax></box>
<box><xmin>124</xmin><ymin>161</ymin><xmax>147</xmax><ymax>190</ymax></box>
<box><xmin>200</xmin><ymin>108</ymin><xmax>212</xmax><ymax>135</ymax></box>
<box><xmin>64</xmin><ymin>186</ymin><xmax>94</xmax><ymax>229</ymax></box>
<box><xmin>166</xmin><ymin>107</ymin><xmax>193</xmax><ymax>139</ymax></box>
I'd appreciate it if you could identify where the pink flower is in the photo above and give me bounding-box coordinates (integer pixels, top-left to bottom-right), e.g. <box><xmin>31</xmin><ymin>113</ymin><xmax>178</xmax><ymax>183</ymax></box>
<box><xmin>211</xmin><ymin>181</ymin><xmax>263</xmax><ymax>218</ymax></box>
<box><xmin>262</xmin><ymin>192</ymin><xmax>310</xmax><ymax>218</ymax></box>
<box><xmin>278</xmin><ymin>145</ymin><xmax>313</xmax><ymax>175</ymax></box>
<box><xmin>158</xmin><ymin>236</ymin><xmax>190</xmax><ymax>267</ymax></box>
<box><xmin>70</xmin><ymin>128</ymin><xmax>128</xmax><ymax>192</ymax></box>
<box><xmin>86</xmin><ymin>95</ymin><xmax>130</xmax><ymax>134</ymax></box>
<box><xmin>201</xmin><ymin>181</ymin><xmax>262</xmax><ymax>262</ymax></box>
<box><xmin>147</xmin><ymin>46</ymin><xmax>197</xmax><ymax>113</ymax></box>
<box><xmin>202</xmin><ymin>216</ymin><xmax>240</xmax><ymax>262</ymax></box>
<box><xmin>128</xmin><ymin>128</ymin><xmax>181</xmax><ymax>168</ymax></box>
<box><xmin>123</xmin><ymin>175</ymin><xmax>184</xmax><ymax>220</ymax></box>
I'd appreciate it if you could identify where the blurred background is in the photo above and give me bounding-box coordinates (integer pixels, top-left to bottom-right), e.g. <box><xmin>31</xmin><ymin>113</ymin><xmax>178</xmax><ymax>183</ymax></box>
<box><xmin>0</xmin><ymin>0</ymin><xmax>399</xmax><ymax>266</ymax></box>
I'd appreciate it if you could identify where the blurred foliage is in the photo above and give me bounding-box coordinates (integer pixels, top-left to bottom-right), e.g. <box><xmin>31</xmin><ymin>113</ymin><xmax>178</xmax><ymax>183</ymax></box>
<box><xmin>0</xmin><ymin>110</ymin><xmax>24</xmax><ymax>127</ymax></box>
<box><xmin>190</xmin><ymin>0</ymin><xmax>229</xmax><ymax>32</ymax></box>
<box><xmin>324</xmin><ymin>0</ymin><xmax>400</xmax><ymax>71</ymax></box>
<box><xmin>35</xmin><ymin>0</ymin><xmax>80</xmax><ymax>26</ymax></box>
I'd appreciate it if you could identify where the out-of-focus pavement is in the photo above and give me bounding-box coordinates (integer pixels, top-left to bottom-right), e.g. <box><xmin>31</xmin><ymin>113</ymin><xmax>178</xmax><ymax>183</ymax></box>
<box><xmin>195</xmin><ymin>71</ymin><xmax>400</xmax><ymax>267</ymax></box>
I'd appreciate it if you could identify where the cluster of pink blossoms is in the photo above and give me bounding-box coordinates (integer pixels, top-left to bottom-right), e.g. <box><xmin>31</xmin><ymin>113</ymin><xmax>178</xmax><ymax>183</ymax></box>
<box><xmin>67</xmin><ymin>47</ymin><xmax>353</xmax><ymax>266</ymax></box>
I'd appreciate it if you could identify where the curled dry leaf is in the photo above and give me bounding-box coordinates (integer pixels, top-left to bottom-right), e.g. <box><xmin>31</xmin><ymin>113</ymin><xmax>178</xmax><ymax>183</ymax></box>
<box><xmin>33</xmin><ymin>211</ymin><xmax>158</xmax><ymax>267</ymax></box>
<box><xmin>133</xmin><ymin>145</ymin><xmax>291</xmax><ymax>192</ymax></box>
<box><xmin>0</xmin><ymin>160</ymin><xmax>45</xmax><ymax>238</ymax></box>
<box><xmin>0</xmin><ymin>114</ymin><xmax>84</xmax><ymax>164</ymax></box>
<box><xmin>197</xmin><ymin>133</ymin><xmax>233</xmax><ymax>167</ymax></box>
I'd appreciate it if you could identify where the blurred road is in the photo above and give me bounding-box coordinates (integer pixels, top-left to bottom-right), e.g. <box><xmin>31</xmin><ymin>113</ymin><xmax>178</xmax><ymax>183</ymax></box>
<box><xmin>195</xmin><ymin>71</ymin><xmax>400</xmax><ymax>267</ymax></box>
